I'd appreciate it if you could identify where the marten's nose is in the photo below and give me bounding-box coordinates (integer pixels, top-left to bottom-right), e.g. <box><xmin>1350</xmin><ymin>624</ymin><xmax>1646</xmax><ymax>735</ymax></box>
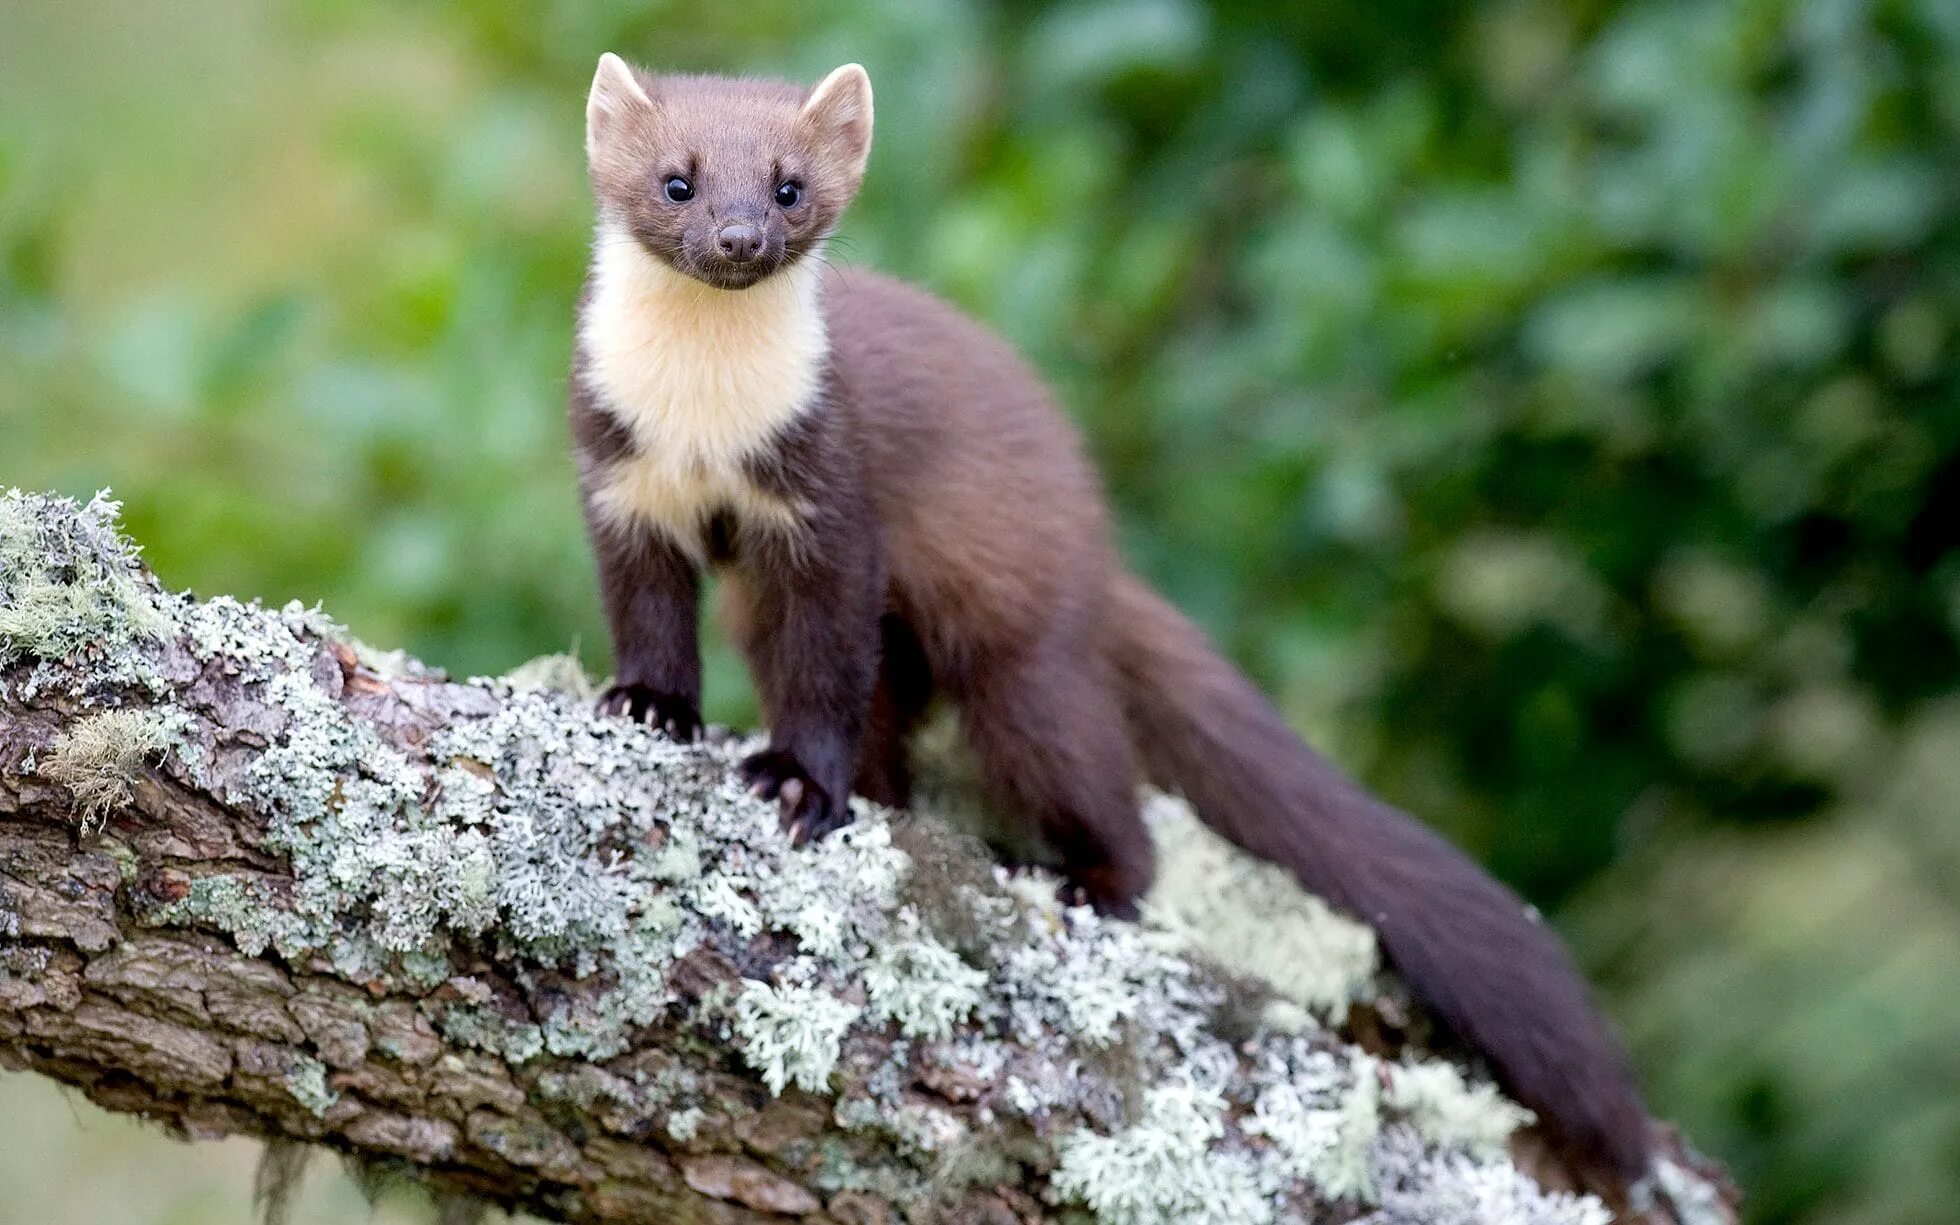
<box><xmin>716</xmin><ymin>223</ymin><xmax>762</xmax><ymax>263</ymax></box>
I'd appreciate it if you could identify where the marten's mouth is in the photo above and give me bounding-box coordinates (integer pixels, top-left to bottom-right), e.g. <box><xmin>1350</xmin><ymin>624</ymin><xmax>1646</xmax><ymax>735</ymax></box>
<box><xmin>685</xmin><ymin>260</ymin><xmax>777</xmax><ymax>290</ymax></box>
<box><xmin>671</xmin><ymin>242</ymin><xmax>791</xmax><ymax>292</ymax></box>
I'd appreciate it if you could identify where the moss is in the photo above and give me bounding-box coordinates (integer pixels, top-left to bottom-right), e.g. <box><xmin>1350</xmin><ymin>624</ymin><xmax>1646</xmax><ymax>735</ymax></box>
<box><xmin>43</xmin><ymin>708</ymin><xmax>173</xmax><ymax>830</ymax></box>
<box><xmin>886</xmin><ymin>813</ymin><xmax>1010</xmax><ymax>965</ymax></box>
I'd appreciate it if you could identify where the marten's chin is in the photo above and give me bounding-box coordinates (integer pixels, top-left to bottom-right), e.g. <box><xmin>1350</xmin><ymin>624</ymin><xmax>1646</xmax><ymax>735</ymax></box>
<box><xmin>671</xmin><ymin>249</ymin><xmax>789</xmax><ymax>291</ymax></box>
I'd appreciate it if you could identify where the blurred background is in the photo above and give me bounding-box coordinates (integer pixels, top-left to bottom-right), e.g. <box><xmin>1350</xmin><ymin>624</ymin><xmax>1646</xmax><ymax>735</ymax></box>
<box><xmin>1</xmin><ymin>0</ymin><xmax>1955</xmax><ymax>1221</ymax></box>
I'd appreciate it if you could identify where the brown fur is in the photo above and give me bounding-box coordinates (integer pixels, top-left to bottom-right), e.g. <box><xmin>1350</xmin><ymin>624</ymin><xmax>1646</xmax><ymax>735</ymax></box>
<box><xmin>571</xmin><ymin>59</ymin><xmax>1653</xmax><ymax>1182</ymax></box>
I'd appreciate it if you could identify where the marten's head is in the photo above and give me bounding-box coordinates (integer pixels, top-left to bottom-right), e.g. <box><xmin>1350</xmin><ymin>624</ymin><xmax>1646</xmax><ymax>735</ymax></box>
<box><xmin>584</xmin><ymin>56</ymin><xmax>872</xmax><ymax>291</ymax></box>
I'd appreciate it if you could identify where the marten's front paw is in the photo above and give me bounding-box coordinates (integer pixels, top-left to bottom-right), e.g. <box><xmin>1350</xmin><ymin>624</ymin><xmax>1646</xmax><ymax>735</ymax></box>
<box><xmin>1058</xmin><ymin>865</ymin><xmax>1143</xmax><ymax>922</ymax></box>
<box><xmin>739</xmin><ymin>750</ymin><xmax>851</xmax><ymax>846</ymax></box>
<box><xmin>598</xmin><ymin>684</ymin><xmax>702</xmax><ymax>743</ymax></box>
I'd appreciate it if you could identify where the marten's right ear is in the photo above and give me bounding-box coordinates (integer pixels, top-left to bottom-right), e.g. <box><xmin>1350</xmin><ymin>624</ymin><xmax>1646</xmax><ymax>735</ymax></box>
<box><xmin>799</xmin><ymin>64</ymin><xmax>874</xmax><ymax>196</ymax></box>
<box><xmin>586</xmin><ymin>52</ymin><xmax>655</xmax><ymax>160</ymax></box>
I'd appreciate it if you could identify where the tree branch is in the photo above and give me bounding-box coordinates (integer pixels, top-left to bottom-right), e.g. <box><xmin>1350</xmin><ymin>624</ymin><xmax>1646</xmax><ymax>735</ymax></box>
<box><xmin>0</xmin><ymin>490</ymin><xmax>1734</xmax><ymax>1224</ymax></box>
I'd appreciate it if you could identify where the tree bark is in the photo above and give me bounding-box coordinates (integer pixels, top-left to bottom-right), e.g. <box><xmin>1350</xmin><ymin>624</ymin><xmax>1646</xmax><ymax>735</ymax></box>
<box><xmin>0</xmin><ymin>491</ymin><xmax>1735</xmax><ymax>1225</ymax></box>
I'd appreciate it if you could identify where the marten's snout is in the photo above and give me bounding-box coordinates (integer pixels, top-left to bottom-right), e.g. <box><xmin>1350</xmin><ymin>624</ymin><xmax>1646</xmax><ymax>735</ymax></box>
<box><xmin>716</xmin><ymin>223</ymin><xmax>763</xmax><ymax>263</ymax></box>
<box><xmin>676</xmin><ymin>214</ymin><xmax>784</xmax><ymax>288</ymax></box>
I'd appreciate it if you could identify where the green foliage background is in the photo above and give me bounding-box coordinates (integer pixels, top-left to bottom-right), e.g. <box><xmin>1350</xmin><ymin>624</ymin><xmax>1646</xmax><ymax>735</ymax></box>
<box><xmin>2</xmin><ymin>1</ymin><xmax>1956</xmax><ymax>1222</ymax></box>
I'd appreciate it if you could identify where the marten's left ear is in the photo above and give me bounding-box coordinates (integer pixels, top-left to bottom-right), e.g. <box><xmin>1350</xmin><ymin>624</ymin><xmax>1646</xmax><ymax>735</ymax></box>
<box><xmin>799</xmin><ymin>64</ymin><xmax>874</xmax><ymax>192</ymax></box>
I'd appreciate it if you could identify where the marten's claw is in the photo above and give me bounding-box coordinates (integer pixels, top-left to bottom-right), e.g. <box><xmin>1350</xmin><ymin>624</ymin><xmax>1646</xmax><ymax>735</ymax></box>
<box><xmin>738</xmin><ymin>749</ymin><xmax>851</xmax><ymax>845</ymax></box>
<box><xmin>1057</xmin><ymin>869</ymin><xmax>1142</xmax><ymax>921</ymax></box>
<box><xmin>598</xmin><ymin>684</ymin><xmax>702</xmax><ymax>742</ymax></box>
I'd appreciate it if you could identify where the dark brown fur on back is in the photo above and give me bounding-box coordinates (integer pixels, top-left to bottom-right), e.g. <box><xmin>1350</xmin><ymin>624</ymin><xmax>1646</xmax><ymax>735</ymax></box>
<box><xmin>573</xmin><ymin>58</ymin><xmax>1655</xmax><ymax>1187</ymax></box>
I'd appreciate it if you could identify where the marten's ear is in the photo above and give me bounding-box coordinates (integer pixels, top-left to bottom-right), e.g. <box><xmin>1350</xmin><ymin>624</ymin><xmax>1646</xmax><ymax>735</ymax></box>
<box><xmin>799</xmin><ymin>64</ymin><xmax>874</xmax><ymax>193</ymax></box>
<box><xmin>586</xmin><ymin>52</ymin><xmax>655</xmax><ymax>160</ymax></box>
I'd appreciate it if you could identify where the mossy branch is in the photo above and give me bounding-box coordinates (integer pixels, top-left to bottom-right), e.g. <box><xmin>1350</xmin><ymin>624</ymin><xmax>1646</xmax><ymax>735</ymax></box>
<box><xmin>0</xmin><ymin>490</ymin><xmax>1735</xmax><ymax>1225</ymax></box>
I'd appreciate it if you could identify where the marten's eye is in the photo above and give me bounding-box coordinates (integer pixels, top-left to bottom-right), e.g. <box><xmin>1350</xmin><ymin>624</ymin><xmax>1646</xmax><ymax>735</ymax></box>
<box><xmin>663</xmin><ymin>176</ymin><xmax>694</xmax><ymax>203</ymax></box>
<box><xmin>774</xmin><ymin>180</ymin><xmax>802</xmax><ymax>208</ymax></box>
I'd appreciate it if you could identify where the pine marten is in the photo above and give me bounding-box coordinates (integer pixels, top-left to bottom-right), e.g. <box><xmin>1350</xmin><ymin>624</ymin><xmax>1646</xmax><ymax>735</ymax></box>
<box><xmin>570</xmin><ymin>53</ymin><xmax>1652</xmax><ymax>1185</ymax></box>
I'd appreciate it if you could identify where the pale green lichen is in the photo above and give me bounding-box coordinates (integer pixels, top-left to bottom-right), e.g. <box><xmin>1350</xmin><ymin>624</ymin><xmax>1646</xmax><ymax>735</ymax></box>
<box><xmin>893</xmin><ymin>1102</ymin><xmax>967</xmax><ymax>1154</ymax></box>
<box><xmin>807</xmin><ymin>1139</ymin><xmax>933</xmax><ymax>1206</ymax></box>
<box><xmin>642</xmin><ymin>825</ymin><xmax>704</xmax><ymax>883</ymax></box>
<box><xmin>1385</xmin><ymin>1060</ymin><xmax>1536</xmax><ymax>1160</ymax></box>
<box><xmin>688</xmin><ymin>873</ymin><xmax>765</xmax><ymax>938</ymax></box>
<box><xmin>1051</xmin><ymin>1048</ymin><xmax>1532</xmax><ymax>1221</ymax></box>
<box><xmin>1644</xmin><ymin>1154</ymin><xmax>1733</xmax><ymax>1225</ymax></box>
<box><xmin>43</xmin><ymin>707</ymin><xmax>173</xmax><ymax>829</ymax></box>
<box><xmin>837</xmin><ymin>1090</ymin><xmax>968</xmax><ymax>1156</ymax></box>
<box><xmin>398</xmin><ymin>950</ymin><xmax>454</xmax><ymax>991</ymax></box>
<box><xmin>1143</xmin><ymin>794</ymin><xmax>1379</xmax><ymax>1020</ymax></box>
<box><xmin>157</xmin><ymin>875</ymin><xmax>330</xmax><ymax>960</ymax></box>
<box><xmin>155</xmin><ymin>606</ymin><xmax>905</xmax><ymax>1064</ymax></box>
<box><xmin>1242</xmin><ymin>1051</ymin><xmax>1359</xmax><ymax>1196</ymax></box>
<box><xmin>528</xmin><ymin>927</ymin><xmax>677</xmax><ymax>1061</ymax></box>
<box><xmin>0</xmin><ymin>492</ymin><xmax>1665</xmax><ymax>1225</ymax></box>
<box><xmin>0</xmin><ymin>490</ymin><xmax>168</xmax><ymax>692</ymax></box>
<box><xmin>664</xmin><ymin>1106</ymin><xmax>704</xmax><ymax>1142</ymax></box>
<box><xmin>286</xmin><ymin>1054</ymin><xmax>338</xmax><ymax>1117</ymax></box>
<box><xmin>1369</xmin><ymin>1129</ymin><xmax>1614</xmax><ymax>1225</ymax></box>
<box><xmin>1319</xmin><ymin>1053</ymin><xmax>1384</xmax><ymax>1201</ymax></box>
<box><xmin>863</xmin><ymin>915</ymin><xmax>988</xmax><ymax>1040</ymax></box>
<box><xmin>746</xmin><ymin>820</ymin><xmax>907</xmax><ymax>960</ymax></box>
<box><xmin>1052</xmin><ymin>1080</ymin><xmax>1274</xmax><ymax>1225</ymax></box>
<box><xmin>433</xmin><ymin>1002</ymin><xmax>546</xmax><ymax>1065</ymax></box>
<box><xmin>499</xmin><ymin>652</ymin><xmax>597</xmax><ymax>699</ymax></box>
<box><xmin>731</xmin><ymin>980</ymin><xmax>861</xmax><ymax>1095</ymax></box>
<box><xmin>1003</xmin><ymin>897</ymin><xmax>1152</xmax><ymax>1042</ymax></box>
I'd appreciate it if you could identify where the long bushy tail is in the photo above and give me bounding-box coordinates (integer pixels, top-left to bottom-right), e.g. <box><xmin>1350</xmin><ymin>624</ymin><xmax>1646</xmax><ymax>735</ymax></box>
<box><xmin>1108</xmin><ymin>574</ymin><xmax>1651</xmax><ymax>1182</ymax></box>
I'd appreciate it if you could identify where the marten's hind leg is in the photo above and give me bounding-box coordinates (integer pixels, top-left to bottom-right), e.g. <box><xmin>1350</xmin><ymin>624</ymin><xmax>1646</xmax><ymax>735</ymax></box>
<box><xmin>958</xmin><ymin>643</ymin><xmax>1151</xmax><ymax>915</ymax></box>
<box><xmin>855</xmin><ymin>614</ymin><xmax>933</xmax><ymax>808</ymax></box>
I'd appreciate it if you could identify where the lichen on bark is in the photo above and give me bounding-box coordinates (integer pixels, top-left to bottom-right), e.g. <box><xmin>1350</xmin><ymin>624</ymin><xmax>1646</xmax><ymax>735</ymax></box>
<box><xmin>0</xmin><ymin>489</ymin><xmax>1735</xmax><ymax>1224</ymax></box>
